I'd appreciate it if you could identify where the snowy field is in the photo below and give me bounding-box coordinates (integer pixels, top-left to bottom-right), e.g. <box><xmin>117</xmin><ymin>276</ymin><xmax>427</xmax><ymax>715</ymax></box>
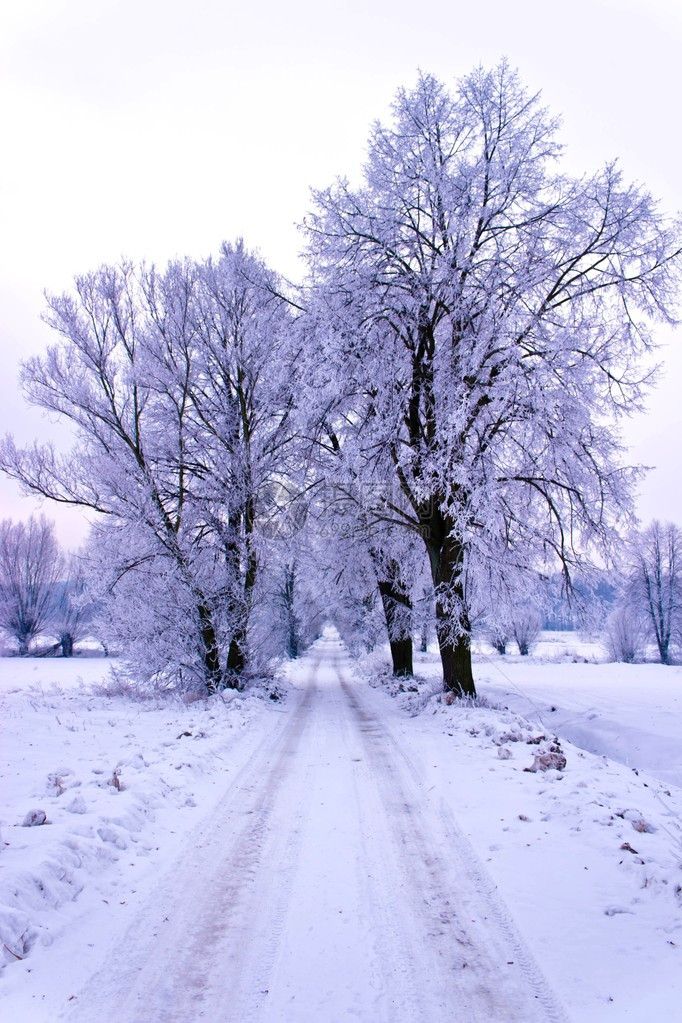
<box><xmin>1</xmin><ymin>634</ymin><xmax>682</xmax><ymax>1021</ymax></box>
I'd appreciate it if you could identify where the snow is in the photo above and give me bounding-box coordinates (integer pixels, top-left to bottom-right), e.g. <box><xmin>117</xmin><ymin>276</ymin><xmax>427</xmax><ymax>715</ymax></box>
<box><xmin>2</xmin><ymin>634</ymin><xmax>682</xmax><ymax>1020</ymax></box>
<box><xmin>476</xmin><ymin>651</ymin><xmax>682</xmax><ymax>788</ymax></box>
<box><xmin>0</xmin><ymin>655</ymin><xmax>282</xmax><ymax>1009</ymax></box>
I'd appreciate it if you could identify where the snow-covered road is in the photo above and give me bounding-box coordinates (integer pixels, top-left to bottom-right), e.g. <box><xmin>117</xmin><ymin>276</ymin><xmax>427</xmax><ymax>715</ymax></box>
<box><xmin>60</xmin><ymin>636</ymin><xmax>565</xmax><ymax>1023</ymax></box>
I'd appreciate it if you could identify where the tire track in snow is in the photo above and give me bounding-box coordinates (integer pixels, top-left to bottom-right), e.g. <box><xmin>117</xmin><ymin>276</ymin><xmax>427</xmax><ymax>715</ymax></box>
<box><xmin>61</xmin><ymin>660</ymin><xmax>320</xmax><ymax>1023</ymax></box>
<box><xmin>341</xmin><ymin>692</ymin><xmax>452</xmax><ymax>1022</ymax></box>
<box><xmin>60</xmin><ymin>640</ymin><xmax>567</xmax><ymax>1023</ymax></box>
<box><xmin>335</xmin><ymin>653</ymin><xmax>568</xmax><ymax>1023</ymax></box>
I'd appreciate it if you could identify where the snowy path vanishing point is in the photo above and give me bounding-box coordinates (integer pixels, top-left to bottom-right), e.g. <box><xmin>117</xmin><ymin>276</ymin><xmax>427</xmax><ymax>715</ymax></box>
<box><xmin>62</xmin><ymin>636</ymin><xmax>567</xmax><ymax>1023</ymax></box>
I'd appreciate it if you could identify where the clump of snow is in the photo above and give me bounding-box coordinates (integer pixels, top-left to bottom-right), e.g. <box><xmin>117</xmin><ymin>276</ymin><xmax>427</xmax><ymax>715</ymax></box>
<box><xmin>21</xmin><ymin>810</ymin><xmax>48</xmax><ymax>828</ymax></box>
<box><xmin>524</xmin><ymin>750</ymin><xmax>567</xmax><ymax>772</ymax></box>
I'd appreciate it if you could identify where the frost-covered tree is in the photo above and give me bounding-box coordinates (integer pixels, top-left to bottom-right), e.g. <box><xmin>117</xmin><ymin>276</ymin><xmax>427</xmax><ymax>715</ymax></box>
<box><xmin>0</xmin><ymin>243</ymin><xmax>295</xmax><ymax>691</ymax></box>
<box><xmin>259</xmin><ymin>558</ymin><xmax>325</xmax><ymax>660</ymax></box>
<box><xmin>189</xmin><ymin>242</ymin><xmax>297</xmax><ymax>676</ymax></box>
<box><xmin>372</xmin><ymin>551</ymin><xmax>414</xmax><ymax>676</ymax></box>
<box><xmin>511</xmin><ymin>608</ymin><xmax>542</xmax><ymax>656</ymax></box>
<box><xmin>305</xmin><ymin>62</ymin><xmax>681</xmax><ymax>696</ymax></box>
<box><xmin>315</xmin><ymin>471</ymin><xmax>423</xmax><ymax>675</ymax></box>
<box><xmin>0</xmin><ymin>516</ymin><xmax>63</xmax><ymax>654</ymax></box>
<box><xmin>51</xmin><ymin>555</ymin><xmax>91</xmax><ymax>656</ymax></box>
<box><xmin>278</xmin><ymin>562</ymin><xmax>303</xmax><ymax>659</ymax></box>
<box><xmin>291</xmin><ymin>343</ymin><xmax>424</xmax><ymax>675</ymax></box>
<box><xmin>603</xmin><ymin>605</ymin><xmax>648</xmax><ymax>664</ymax></box>
<box><xmin>487</xmin><ymin>625</ymin><xmax>509</xmax><ymax>656</ymax></box>
<box><xmin>474</xmin><ymin>563</ymin><xmax>548</xmax><ymax>656</ymax></box>
<box><xmin>416</xmin><ymin>585</ymin><xmax>434</xmax><ymax>653</ymax></box>
<box><xmin>625</xmin><ymin>520</ymin><xmax>682</xmax><ymax>664</ymax></box>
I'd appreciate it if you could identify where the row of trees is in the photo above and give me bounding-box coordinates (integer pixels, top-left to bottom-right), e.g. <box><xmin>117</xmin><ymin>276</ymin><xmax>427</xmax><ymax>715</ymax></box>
<box><xmin>1</xmin><ymin>63</ymin><xmax>680</xmax><ymax>694</ymax></box>
<box><xmin>2</xmin><ymin>512</ymin><xmax>675</xmax><ymax>665</ymax></box>
<box><xmin>467</xmin><ymin>518</ymin><xmax>682</xmax><ymax>663</ymax></box>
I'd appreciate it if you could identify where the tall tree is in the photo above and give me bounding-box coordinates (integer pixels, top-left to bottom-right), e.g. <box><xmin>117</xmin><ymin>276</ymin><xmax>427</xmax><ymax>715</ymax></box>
<box><xmin>51</xmin><ymin>554</ymin><xmax>91</xmax><ymax>656</ymax></box>
<box><xmin>626</xmin><ymin>520</ymin><xmax>682</xmax><ymax>664</ymax></box>
<box><xmin>0</xmin><ymin>244</ymin><xmax>295</xmax><ymax>691</ymax></box>
<box><xmin>291</xmin><ymin>333</ymin><xmax>422</xmax><ymax>677</ymax></box>
<box><xmin>0</xmin><ymin>516</ymin><xmax>63</xmax><ymax>654</ymax></box>
<box><xmin>191</xmin><ymin>242</ymin><xmax>296</xmax><ymax>677</ymax></box>
<box><xmin>305</xmin><ymin>62</ymin><xmax>681</xmax><ymax>696</ymax></box>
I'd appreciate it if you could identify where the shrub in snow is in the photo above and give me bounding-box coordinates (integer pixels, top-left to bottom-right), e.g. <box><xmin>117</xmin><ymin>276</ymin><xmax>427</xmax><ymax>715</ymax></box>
<box><xmin>91</xmin><ymin>665</ymin><xmax>172</xmax><ymax>702</ymax></box>
<box><xmin>488</xmin><ymin>623</ymin><xmax>510</xmax><ymax>655</ymax></box>
<box><xmin>0</xmin><ymin>907</ymin><xmax>34</xmax><ymax>963</ymax></box>
<box><xmin>603</xmin><ymin>606</ymin><xmax>648</xmax><ymax>663</ymax></box>
<box><xmin>442</xmin><ymin>692</ymin><xmax>500</xmax><ymax>709</ymax></box>
<box><xmin>512</xmin><ymin>610</ymin><xmax>542</xmax><ymax>656</ymax></box>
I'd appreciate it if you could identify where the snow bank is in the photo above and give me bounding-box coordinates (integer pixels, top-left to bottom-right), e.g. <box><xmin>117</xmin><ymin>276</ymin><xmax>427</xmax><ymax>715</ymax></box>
<box><xmin>367</xmin><ymin>657</ymin><xmax>682</xmax><ymax>1021</ymax></box>
<box><xmin>4</xmin><ymin>642</ymin><xmax>682</xmax><ymax>1021</ymax></box>
<box><xmin>0</xmin><ymin>661</ymin><xmax>281</xmax><ymax>973</ymax></box>
<box><xmin>475</xmin><ymin>655</ymin><xmax>682</xmax><ymax>789</ymax></box>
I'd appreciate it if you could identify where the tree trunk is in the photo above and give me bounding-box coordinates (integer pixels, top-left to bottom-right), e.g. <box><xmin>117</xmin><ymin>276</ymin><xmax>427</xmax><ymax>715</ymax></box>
<box><xmin>60</xmin><ymin>633</ymin><xmax>74</xmax><ymax>657</ymax></box>
<box><xmin>283</xmin><ymin>563</ymin><xmax>299</xmax><ymax>658</ymax></box>
<box><xmin>423</xmin><ymin>509</ymin><xmax>476</xmax><ymax>698</ymax></box>
<box><xmin>376</xmin><ymin>581</ymin><xmax>413</xmax><ymax>675</ymax></box>
<box><xmin>389</xmin><ymin>634</ymin><xmax>413</xmax><ymax>676</ymax></box>
<box><xmin>198</xmin><ymin>602</ymin><xmax>224</xmax><ymax>692</ymax></box>
<box><xmin>657</xmin><ymin>635</ymin><xmax>671</xmax><ymax>665</ymax></box>
<box><xmin>225</xmin><ymin>632</ymin><xmax>245</xmax><ymax>681</ymax></box>
<box><xmin>222</xmin><ymin>493</ymin><xmax>259</xmax><ymax>688</ymax></box>
<box><xmin>434</xmin><ymin>591</ymin><xmax>475</xmax><ymax>696</ymax></box>
<box><xmin>376</xmin><ymin>561</ymin><xmax>413</xmax><ymax>678</ymax></box>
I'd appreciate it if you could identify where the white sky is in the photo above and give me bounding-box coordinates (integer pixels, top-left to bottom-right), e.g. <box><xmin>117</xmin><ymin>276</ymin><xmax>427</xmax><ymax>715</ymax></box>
<box><xmin>1</xmin><ymin>0</ymin><xmax>681</xmax><ymax>548</ymax></box>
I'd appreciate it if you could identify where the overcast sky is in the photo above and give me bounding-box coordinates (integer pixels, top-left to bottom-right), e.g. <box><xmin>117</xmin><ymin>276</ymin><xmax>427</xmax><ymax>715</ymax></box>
<box><xmin>1</xmin><ymin>0</ymin><xmax>681</xmax><ymax>548</ymax></box>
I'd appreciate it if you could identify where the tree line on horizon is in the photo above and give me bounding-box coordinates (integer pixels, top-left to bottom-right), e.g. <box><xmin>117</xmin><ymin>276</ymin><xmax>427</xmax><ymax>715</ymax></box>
<box><xmin>1</xmin><ymin>513</ymin><xmax>680</xmax><ymax>671</ymax></box>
